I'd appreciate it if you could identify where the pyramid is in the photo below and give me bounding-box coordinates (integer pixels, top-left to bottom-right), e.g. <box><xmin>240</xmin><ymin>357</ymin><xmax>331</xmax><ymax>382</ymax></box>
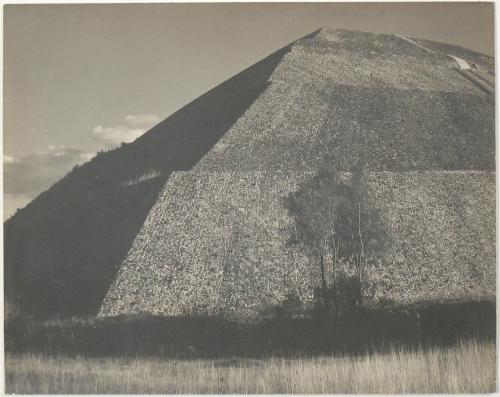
<box><xmin>97</xmin><ymin>29</ymin><xmax>495</xmax><ymax>318</ymax></box>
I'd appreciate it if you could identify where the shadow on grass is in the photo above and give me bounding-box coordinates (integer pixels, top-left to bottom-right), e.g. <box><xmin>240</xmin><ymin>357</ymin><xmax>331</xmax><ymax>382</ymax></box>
<box><xmin>5</xmin><ymin>300</ymin><xmax>495</xmax><ymax>359</ymax></box>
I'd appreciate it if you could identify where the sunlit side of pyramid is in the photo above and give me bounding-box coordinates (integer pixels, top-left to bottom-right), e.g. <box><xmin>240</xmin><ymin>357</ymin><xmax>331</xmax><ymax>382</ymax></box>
<box><xmin>98</xmin><ymin>28</ymin><xmax>495</xmax><ymax>318</ymax></box>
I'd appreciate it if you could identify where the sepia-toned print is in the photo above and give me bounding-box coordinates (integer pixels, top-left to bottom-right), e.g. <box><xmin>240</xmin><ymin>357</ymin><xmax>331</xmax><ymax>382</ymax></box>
<box><xmin>3</xmin><ymin>2</ymin><xmax>496</xmax><ymax>394</ymax></box>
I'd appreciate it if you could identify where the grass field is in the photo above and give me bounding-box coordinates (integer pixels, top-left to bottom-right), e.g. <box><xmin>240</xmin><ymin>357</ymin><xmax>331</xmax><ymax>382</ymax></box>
<box><xmin>5</xmin><ymin>339</ymin><xmax>495</xmax><ymax>394</ymax></box>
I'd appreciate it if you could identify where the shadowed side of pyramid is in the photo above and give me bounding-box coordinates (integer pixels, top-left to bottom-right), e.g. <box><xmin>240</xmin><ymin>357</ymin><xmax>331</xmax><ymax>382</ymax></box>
<box><xmin>4</xmin><ymin>31</ymin><xmax>318</xmax><ymax>319</ymax></box>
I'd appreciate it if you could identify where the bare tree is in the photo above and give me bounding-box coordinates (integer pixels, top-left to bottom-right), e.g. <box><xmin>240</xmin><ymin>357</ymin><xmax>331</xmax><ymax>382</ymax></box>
<box><xmin>286</xmin><ymin>166</ymin><xmax>390</xmax><ymax>317</ymax></box>
<box><xmin>285</xmin><ymin>167</ymin><xmax>342</xmax><ymax>316</ymax></box>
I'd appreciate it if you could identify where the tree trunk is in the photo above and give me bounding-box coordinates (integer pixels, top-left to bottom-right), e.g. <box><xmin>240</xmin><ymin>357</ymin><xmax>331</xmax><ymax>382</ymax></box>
<box><xmin>319</xmin><ymin>249</ymin><xmax>329</xmax><ymax>314</ymax></box>
<box><xmin>357</xmin><ymin>201</ymin><xmax>364</xmax><ymax>309</ymax></box>
<box><xmin>330</xmin><ymin>235</ymin><xmax>340</xmax><ymax>319</ymax></box>
<box><xmin>357</xmin><ymin>275</ymin><xmax>363</xmax><ymax>308</ymax></box>
<box><xmin>332</xmin><ymin>260</ymin><xmax>339</xmax><ymax>318</ymax></box>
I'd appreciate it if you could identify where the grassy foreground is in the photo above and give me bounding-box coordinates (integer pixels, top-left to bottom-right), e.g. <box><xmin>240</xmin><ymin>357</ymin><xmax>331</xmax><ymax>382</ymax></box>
<box><xmin>5</xmin><ymin>340</ymin><xmax>495</xmax><ymax>394</ymax></box>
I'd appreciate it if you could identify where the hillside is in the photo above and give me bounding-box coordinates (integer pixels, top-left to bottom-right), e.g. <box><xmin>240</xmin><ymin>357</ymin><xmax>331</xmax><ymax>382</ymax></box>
<box><xmin>5</xmin><ymin>28</ymin><xmax>495</xmax><ymax>319</ymax></box>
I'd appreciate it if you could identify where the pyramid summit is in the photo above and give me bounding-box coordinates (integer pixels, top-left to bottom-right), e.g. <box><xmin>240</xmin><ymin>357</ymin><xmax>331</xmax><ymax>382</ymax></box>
<box><xmin>5</xmin><ymin>29</ymin><xmax>495</xmax><ymax>319</ymax></box>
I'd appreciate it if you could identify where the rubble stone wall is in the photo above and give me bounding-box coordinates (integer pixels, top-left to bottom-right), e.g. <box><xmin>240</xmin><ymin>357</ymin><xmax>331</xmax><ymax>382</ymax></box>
<box><xmin>99</xmin><ymin>171</ymin><xmax>495</xmax><ymax>317</ymax></box>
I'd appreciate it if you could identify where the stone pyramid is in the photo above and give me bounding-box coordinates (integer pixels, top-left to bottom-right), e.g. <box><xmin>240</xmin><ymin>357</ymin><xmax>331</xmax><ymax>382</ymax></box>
<box><xmin>98</xmin><ymin>28</ymin><xmax>495</xmax><ymax>318</ymax></box>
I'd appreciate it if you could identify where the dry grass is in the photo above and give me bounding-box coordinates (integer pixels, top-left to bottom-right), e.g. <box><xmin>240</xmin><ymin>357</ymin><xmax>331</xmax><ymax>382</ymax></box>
<box><xmin>5</xmin><ymin>339</ymin><xmax>495</xmax><ymax>394</ymax></box>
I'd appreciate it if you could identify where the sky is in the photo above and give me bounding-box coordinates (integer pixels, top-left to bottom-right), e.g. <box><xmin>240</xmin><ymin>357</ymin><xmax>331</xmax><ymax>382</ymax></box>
<box><xmin>3</xmin><ymin>2</ymin><xmax>495</xmax><ymax>219</ymax></box>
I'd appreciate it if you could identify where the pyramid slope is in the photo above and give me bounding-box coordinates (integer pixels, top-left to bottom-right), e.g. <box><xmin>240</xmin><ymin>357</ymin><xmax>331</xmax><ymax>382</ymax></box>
<box><xmin>99</xmin><ymin>170</ymin><xmax>495</xmax><ymax>318</ymax></box>
<box><xmin>195</xmin><ymin>28</ymin><xmax>494</xmax><ymax>172</ymax></box>
<box><xmin>4</xmin><ymin>29</ymin><xmax>309</xmax><ymax>318</ymax></box>
<box><xmin>99</xmin><ymin>29</ymin><xmax>495</xmax><ymax>318</ymax></box>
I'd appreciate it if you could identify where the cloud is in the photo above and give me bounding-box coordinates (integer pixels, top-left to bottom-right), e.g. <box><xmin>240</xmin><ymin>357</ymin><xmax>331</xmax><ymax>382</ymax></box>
<box><xmin>4</xmin><ymin>113</ymin><xmax>161</xmax><ymax>219</ymax></box>
<box><xmin>3</xmin><ymin>145</ymin><xmax>95</xmax><ymax>219</ymax></box>
<box><xmin>3</xmin><ymin>155</ymin><xmax>16</xmax><ymax>164</ymax></box>
<box><xmin>93</xmin><ymin>113</ymin><xmax>160</xmax><ymax>148</ymax></box>
<box><xmin>93</xmin><ymin>125</ymin><xmax>146</xmax><ymax>148</ymax></box>
<box><xmin>124</xmin><ymin>114</ymin><xmax>161</xmax><ymax>126</ymax></box>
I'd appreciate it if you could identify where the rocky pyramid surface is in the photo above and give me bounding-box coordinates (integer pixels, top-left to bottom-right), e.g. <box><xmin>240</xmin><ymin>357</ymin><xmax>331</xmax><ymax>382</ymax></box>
<box><xmin>97</xmin><ymin>29</ymin><xmax>495</xmax><ymax>318</ymax></box>
<box><xmin>4</xmin><ymin>28</ymin><xmax>495</xmax><ymax>319</ymax></box>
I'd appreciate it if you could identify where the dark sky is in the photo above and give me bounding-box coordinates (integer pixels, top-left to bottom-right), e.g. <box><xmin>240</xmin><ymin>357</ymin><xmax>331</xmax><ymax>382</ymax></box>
<box><xmin>3</xmin><ymin>2</ymin><xmax>495</xmax><ymax>218</ymax></box>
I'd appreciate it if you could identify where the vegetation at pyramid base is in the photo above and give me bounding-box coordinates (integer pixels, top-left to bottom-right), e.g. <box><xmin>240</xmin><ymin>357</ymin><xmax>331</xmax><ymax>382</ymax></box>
<box><xmin>5</xmin><ymin>299</ymin><xmax>495</xmax><ymax>360</ymax></box>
